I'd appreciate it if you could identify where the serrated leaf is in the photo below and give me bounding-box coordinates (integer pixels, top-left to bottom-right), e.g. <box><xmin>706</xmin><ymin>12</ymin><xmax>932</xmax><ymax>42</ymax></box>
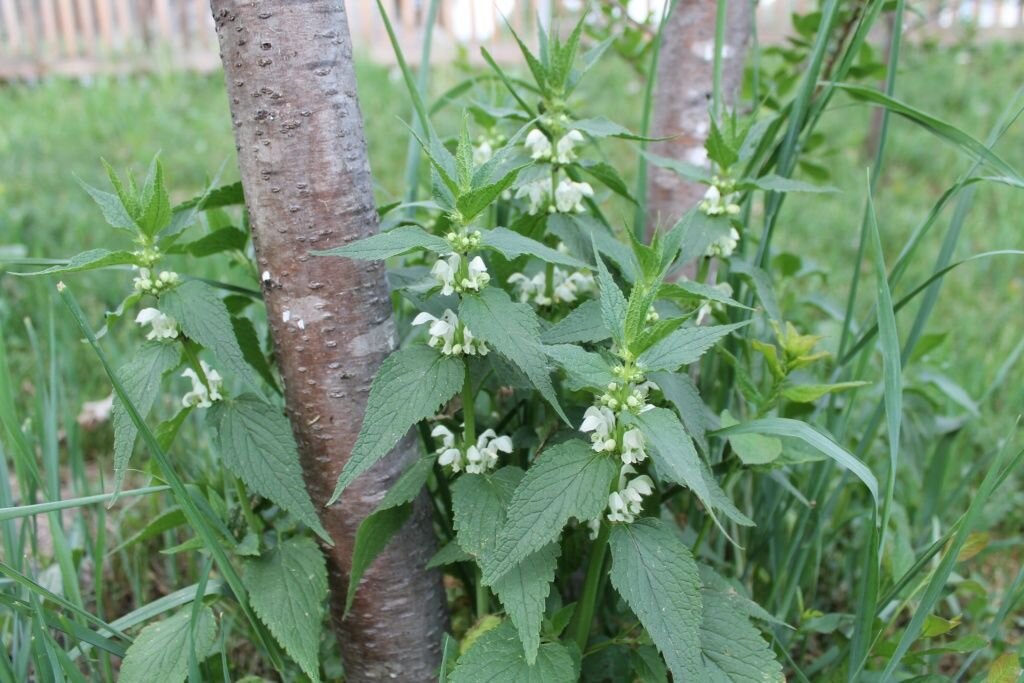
<box><xmin>19</xmin><ymin>248</ymin><xmax>137</xmax><ymax>276</ymax></box>
<box><xmin>669</xmin><ymin>210</ymin><xmax>733</xmax><ymax>265</ymax></box>
<box><xmin>706</xmin><ymin>119</ymin><xmax>739</xmax><ymax>169</ymax></box>
<box><xmin>544</xmin><ymin>344</ymin><xmax>616</xmax><ymax>391</ymax></box>
<box><xmin>452</xmin><ymin>467</ymin><xmax>558</xmax><ymax>662</ymax></box>
<box><xmin>312</xmin><ymin>226</ymin><xmax>451</xmax><ymax>261</ymax></box>
<box><xmin>719</xmin><ymin>410</ymin><xmax>782</xmax><ymax>466</ymax></box>
<box><xmin>579</xmin><ymin>161</ymin><xmax>637</xmax><ymax>204</ymax></box>
<box><xmin>460</xmin><ymin>287</ymin><xmax>566</xmax><ymax>423</ymax></box>
<box><xmin>330</xmin><ymin>345</ymin><xmax>464</xmax><ymax>502</ymax></box>
<box><xmin>541</xmin><ymin>300</ymin><xmax>611</xmax><ymax>345</ymax></box>
<box><xmin>214</xmin><ymin>396</ymin><xmax>329</xmax><ymax>540</ymax></box>
<box><xmin>159</xmin><ymin>280</ymin><xmax>265</xmax><ymax>397</ymax></box>
<box><xmin>347</xmin><ymin>455</ymin><xmax>436</xmax><ymax>612</ymax></box>
<box><xmin>631</xmin><ymin>408</ymin><xmax>752</xmax><ymax>527</ymax></box>
<box><xmin>482</xmin><ymin>440</ymin><xmax>616</xmax><ymax>584</ymax></box>
<box><xmin>169</xmin><ymin>227</ymin><xmax>248</xmax><ymax>257</ymax></box>
<box><xmin>243</xmin><ymin>537</ymin><xmax>327</xmax><ymax>683</ymax></box>
<box><xmin>231</xmin><ymin>316</ymin><xmax>279</xmax><ymax>391</ymax></box>
<box><xmin>111</xmin><ymin>342</ymin><xmax>182</xmax><ymax>494</ymax></box>
<box><xmin>457</xmin><ymin>171</ymin><xmax>520</xmax><ymax>223</ymax></box>
<box><xmin>118</xmin><ymin>607</ymin><xmax>217</xmax><ymax>683</ymax></box>
<box><xmin>650</xmin><ymin>371</ymin><xmax>711</xmax><ymax>454</ymax></box>
<box><xmin>505</xmin><ymin>22</ymin><xmax>548</xmax><ymax>96</ymax></box>
<box><xmin>481</xmin><ymin>227</ymin><xmax>586</xmax><ymax>269</ymax></box>
<box><xmin>139</xmin><ymin>158</ymin><xmax>172</xmax><ymax>236</ymax></box>
<box><xmin>594</xmin><ymin>252</ymin><xmax>628</xmax><ymax>346</ymax></box>
<box><xmin>78</xmin><ymin>178</ymin><xmax>138</xmax><ymax>232</ymax></box>
<box><xmin>781</xmin><ymin>381</ymin><xmax>868</xmax><ymax>403</ymax></box>
<box><xmin>427</xmin><ymin>540</ymin><xmax>473</xmax><ymax>569</ymax></box>
<box><xmin>450</xmin><ymin>620</ymin><xmax>576</xmax><ymax>683</ymax></box>
<box><xmin>609</xmin><ymin>519</ymin><xmax>703</xmax><ymax>681</ymax></box>
<box><xmin>699</xmin><ymin>592</ymin><xmax>785</xmax><ymax>682</ymax></box>
<box><xmin>638</xmin><ymin>322</ymin><xmax>748</xmax><ymax>372</ymax></box>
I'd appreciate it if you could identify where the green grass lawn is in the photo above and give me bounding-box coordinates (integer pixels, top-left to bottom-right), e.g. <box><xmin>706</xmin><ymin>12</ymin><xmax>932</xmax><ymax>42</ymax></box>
<box><xmin>1</xmin><ymin>40</ymin><xmax>1020</xmax><ymax>431</ymax></box>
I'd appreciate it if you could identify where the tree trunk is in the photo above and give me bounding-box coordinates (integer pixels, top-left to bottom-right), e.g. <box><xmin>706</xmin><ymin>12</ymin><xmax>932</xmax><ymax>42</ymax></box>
<box><xmin>646</xmin><ymin>0</ymin><xmax>752</xmax><ymax>230</ymax></box>
<box><xmin>209</xmin><ymin>2</ymin><xmax>446</xmax><ymax>680</ymax></box>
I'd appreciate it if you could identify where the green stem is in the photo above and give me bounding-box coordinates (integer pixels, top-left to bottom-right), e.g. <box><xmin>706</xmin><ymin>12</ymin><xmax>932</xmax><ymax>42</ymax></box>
<box><xmin>572</xmin><ymin>522</ymin><xmax>611</xmax><ymax>652</ymax></box>
<box><xmin>475</xmin><ymin>567</ymin><xmax>490</xmax><ymax>619</ymax></box>
<box><xmin>462</xmin><ymin>363</ymin><xmax>475</xmax><ymax>443</ymax></box>
<box><xmin>711</xmin><ymin>0</ymin><xmax>729</xmax><ymax>119</ymax></box>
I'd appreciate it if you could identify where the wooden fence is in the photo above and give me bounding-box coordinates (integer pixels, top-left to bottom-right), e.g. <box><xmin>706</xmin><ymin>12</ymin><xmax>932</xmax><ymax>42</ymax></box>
<box><xmin>0</xmin><ymin>0</ymin><xmax>1021</xmax><ymax>79</ymax></box>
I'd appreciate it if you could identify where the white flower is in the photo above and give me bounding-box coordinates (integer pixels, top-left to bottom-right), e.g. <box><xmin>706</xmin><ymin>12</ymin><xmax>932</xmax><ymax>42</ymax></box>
<box><xmin>413</xmin><ymin>309</ymin><xmax>487</xmax><ymax>356</ymax></box>
<box><xmin>473</xmin><ymin>140</ymin><xmax>493</xmax><ymax>165</ymax></box>
<box><xmin>432</xmin><ymin>425</ymin><xmax>465</xmax><ymax>471</ymax></box>
<box><xmin>705</xmin><ymin>227</ymin><xmax>741</xmax><ymax>258</ymax></box>
<box><xmin>181</xmin><ymin>361</ymin><xmax>223</xmax><ymax>409</ymax></box>
<box><xmin>699</xmin><ymin>184</ymin><xmax>742</xmax><ymax>218</ymax></box>
<box><xmin>461</xmin><ymin>256</ymin><xmax>491</xmax><ymax>292</ymax></box>
<box><xmin>580</xmin><ymin>405</ymin><xmax>617</xmax><ymax>453</ymax></box>
<box><xmin>514</xmin><ymin>179</ymin><xmax>550</xmax><ymax>215</ymax></box>
<box><xmin>621</xmin><ymin>428</ymin><xmax>647</xmax><ymax>464</ymax></box>
<box><xmin>606</xmin><ymin>465</ymin><xmax>655</xmax><ymax>524</ymax></box>
<box><xmin>525</xmin><ymin>128</ymin><xmax>552</xmax><ymax>160</ymax></box>
<box><xmin>135</xmin><ymin>308</ymin><xmax>178</xmax><ymax>341</ymax></box>
<box><xmin>587</xmin><ymin>518</ymin><xmax>601</xmax><ymax>540</ymax></box>
<box><xmin>465</xmin><ymin>429</ymin><xmax>513</xmax><ymax>474</ymax></box>
<box><xmin>431</xmin><ymin>253</ymin><xmax>460</xmax><ymax>296</ymax></box>
<box><xmin>555</xmin><ymin>130</ymin><xmax>584</xmax><ymax>164</ymax></box>
<box><xmin>697</xmin><ymin>282</ymin><xmax>734</xmax><ymax>324</ymax></box>
<box><xmin>554</xmin><ymin>179</ymin><xmax>594</xmax><ymax>213</ymax></box>
<box><xmin>132</xmin><ymin>268</ymin><xmax>179</xmax><ymax>295</ymax></box>
<box><xmin>507</xmin><ymin>267</ymin><xmax>594</xmax><ymax>307</ymax></box>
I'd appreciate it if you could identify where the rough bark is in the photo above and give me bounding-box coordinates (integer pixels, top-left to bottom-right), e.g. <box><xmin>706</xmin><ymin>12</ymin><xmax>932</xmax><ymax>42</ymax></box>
<box><xmin>646</xmin><ymin>0</ymin><xmax>752</xmax><ymax>231</ymax></box>
<box><xmin>209</xmin><ymin>2</ymin><xmax>446</xmax><ymax>680</ymax></box>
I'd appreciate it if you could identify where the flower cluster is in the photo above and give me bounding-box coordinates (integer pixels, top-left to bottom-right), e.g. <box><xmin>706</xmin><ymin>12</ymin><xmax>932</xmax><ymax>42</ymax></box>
<box><xmin>133</xmin><ymin>267</ymin><xmax>180</xmax><ymax>295</ymax></box>
<box><xmin>607</xmin><ymin>465</ymin><xmax>655</xmax><ymax>524</ymax></box>
<box><xmin>431</xmin><ymin>253</ymin><xmax>490</xmax><ymax>296</ymax></box>
<box><xmin>446</xmin><ymin>229</ymin><xmax>482</xmax><ymax>253</ymax></box>
<box><xmin>433</xmin><ymin>425</ymin><xmax>513</xmax><ymax>474</ymax></box>
<box><xmin>524</xmin><ymin>128</ymin><xmax>584</xmax><ymax>165</ymax></box>
<box><xmin>698</xmin><ymin>179</ymin><xmax>741</xmax><ymax>218</ymax></box>
<box><xmin>181</xmin><ymin>361</ymin><xmax>223</xmax><ymax>409</ymax></box>
<box><xmin>514</xmin><ymin>178</ymin><xmax>595</xmax><ymax>216</ymax></box>
<box><xmin>507</xmin><ymin>266</ymin><xmax>595</xmax><ymax>307</ymax></box>
<box><xmin>705</xmin><ymin>226</ymin><xmax>741</xmax><ymax>258</ymax></box>
<box><xmin>135</xmin><ymin>308</ymin><xmax>178</xmax><ymax>341</ymax></box>
<box><xmin>413</xmin><ymin>309</ymin><xmax>488</xmax><ymax>356</ymax></box>
<box><xmin>472</xmin><ymin>129</ymin><xmax>507</xmax><ymax>165</ymax></box>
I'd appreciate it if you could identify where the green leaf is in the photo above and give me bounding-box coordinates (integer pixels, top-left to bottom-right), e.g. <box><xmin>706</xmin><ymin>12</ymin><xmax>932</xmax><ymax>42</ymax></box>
<box><xmin>452</xmin><ymin>468</ymin><xmax>559</xmax><ymax>663</ymax></box>
<box><xmin>19</xmin><ymin>249</ymin><xmax>137</xmax><ymax>276</ymax></box>
<box><xmin>505</xmin><ymin>22</ymin><xmax>548</xmax><ymax>96</ymax></box>
<box><xmin>699</xmin><ymin>591</ymin><xmax>785</xmax><ymax>682</ymax></box>
<box><xmin>544</xmin><ymin>344</ymin><xmax>616</xmax><ymax>392</ymax></box>
<box><xmin>608</xmin><ymin>519</ymin><xmax>703</xmax><ymax>682</ymax></box>
<box><xmin>159</xmin><ymin>280</ymin><xmax>265</xmax><ymax>397</ymax></box>
<box><xmin>311</xmin><ymin>226</ymin><xmax>451</xmax><ymax>260</ymax></box>
<box><xmin>573</xmin><ymin>117</ymin><xmax>649</xmax><ymax>140</ymax></box>
<box><xmin>729</xmin><ymin>260</ymin><xmax>781</xmax><ymax>322</ymax></box>
<box><xmin>638</xmin><ymin>322</ymin><xmax>748</xmax><ymax>372</ymax></box>
<box><xmin>780</xmin><ymin>381</ymin><xmax>868</xmax><ymax>403</ymax></box>
<box><xmin>641</xmin><ymin>151</ymin><xmax>713</xmax><ymax>183</ymax></box>
<box><xmin>169</xmin><ymin>227</ymin><xmax>248</xmax><ymax>258</ymax></box>
<box><xmin>719</xmin><ymin>410</ymin><xmax>782</xmax><ymax>466</ymax></box>
<box><xmin>427</xmin><ymin>540</ymin><xmax>473</xmax><ymax>569</ymax></box>
<box><xmin>482</xmin><ymin>440</ymin><xmax>617</xmax><ymax>584</ymax></box>
<box><xmin>78</xmin><ymin>178</ymin><xmax>138</xmax><ymax>232</ymax></box>
<box><xmin>649</xmin><ymin>371</ymin><xmax>711</xmax><ymax>454</ymax></box>
<box><xmin>631</xmin><ymin>408</ymin><xmax>753</xmax><ymax>528</ymax></box>
<box><xmin>987</xmin><ymin>652</ymin><xmax>1023</xmax><ymax>683</ymax></box>
<box><xmin>541</xmin><ymin>300</ymin><xmax>611</xmax><ymax>345</ymax></box>
<box><xmin>460</xmin><ymin>287</ymin><xmax>566</xmax><ymax>423</ymax></box>
<box><xmin>347</xmin><ymin>455</ymin><xmax>435</xmax><ymax>612</ymax></box>
<box><xmin>594</xmin><ymin>252</ymin><xmax>628</xmax><ymax>346</ymax></box>
<box><xmin>669</xmin><ymin>211</ymin><xmax>733</xmax><ymax>265</ymax></box>
<box><xmin>330</xmin><ymin>345</ymin><xmax>464</xmax><ymax>503</ymax></box>
<box><xmin>118</xmin><ymin>607</ymin><xmax>218</xmax><ymax>683</ymax></box>
<box><xmin>457</xmin><ymin>172</ymin><xmax>521</xmax><ymax>222</ymax></box>
<box><xmin>481</xmin><ymin>227</ymin><xmax>587</xmax><ymax>269</ymax></box>
<box><xmin>742</xmin><ymin>174</ymin><xmax>837</xmax><ymax>193</ymax></box>
<box><xmin>231</xmin><ymin>316</ymin><xmax>279</xmax><ymax>391</ymax></box>
<box><xmin>111</xmin><ymin>341</ymin><xmax>182</xmax><ymax>494</ymax></box>
<box><xmin>835</xmin><ymin>83</ymin><xmax>1024</xmax><ymax>181</ymax></box>
<box><xmin>450</xmin><ymin>620</ymin><xmax>576</xmax><ymax>683</ymax></box>
<box><xmin>579</xmin><ymin>161</ymin><xmax>638</xmax><ymax>205</ymax></box>
<box><xmin>714</xmin><ymin>418</ymin><xmax>879</xmax><ymax>506</ymax></box>
<box><xmin>213</xmin><ymin>396</ymin><xmax>329</xmax><ymax>541</ymax></box>
<box><xmin>139</xmin><ymin>157</ymin><xmax>172</xmax><ymax>236</ymax></box>
<box><xmin>243</xmin><ymin>537</ymin><xmax>327</xmax><ymax>683</ymax></box>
